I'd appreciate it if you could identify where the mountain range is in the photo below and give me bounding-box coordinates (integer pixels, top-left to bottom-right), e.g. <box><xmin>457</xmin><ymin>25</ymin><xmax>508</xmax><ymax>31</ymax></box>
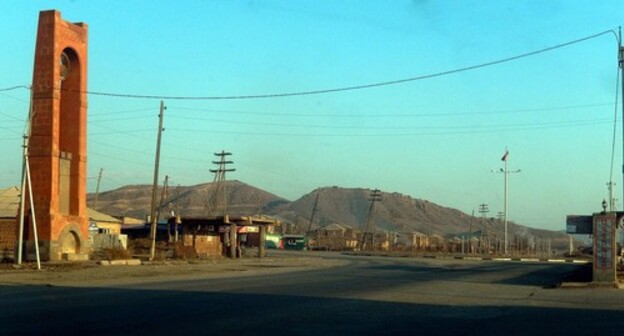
<box><xmin>87</xmin><ymin>180</ymin><xmax>574</xmax><ymax>251</ymax></box>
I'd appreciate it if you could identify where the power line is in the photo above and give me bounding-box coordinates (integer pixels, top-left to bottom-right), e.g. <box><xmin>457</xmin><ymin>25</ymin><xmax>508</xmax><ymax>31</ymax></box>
<box><xmin>164</xmin><ymin>118</ymin><xmax>611</xmax><ymax>137</ymax></box>
<box><xmin>166</xmin><ymin>114</ymin><xmax>612</xmax><ymax>131</ymax></box>
<box><xmin>89</xmin><ymin>107</ymin><xmax>157</xmax><ymax>116</ymax></box>
<box><xmin>0</xmin><ymin>29</ymin><xmax>615</xmax><ymax>100</ymax></box>
<box><xmin>168</xmin><ymin>102</ymin><xmax>614</xmax><ymax>118</ymax></box>
<box><xmin>90</xmin><ymin>138</ymin><xmax>214</xmax><ymax>165</ymax></box>
<box><xmin>0</xmin><ymin>85</ymin><xmax>29</xmax><ymax>92</ymax></box>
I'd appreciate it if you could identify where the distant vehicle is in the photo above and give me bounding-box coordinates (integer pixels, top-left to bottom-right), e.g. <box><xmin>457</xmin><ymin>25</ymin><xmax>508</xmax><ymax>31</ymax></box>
<box><xmin>265</xmin><ymin>233</ymin><xmax>282</xmax><ymax>249</ymax></box>
<box><xmin>280</xmin><ymin>235</ymin><xmax>307</xmax><ymax>251</ymax></box>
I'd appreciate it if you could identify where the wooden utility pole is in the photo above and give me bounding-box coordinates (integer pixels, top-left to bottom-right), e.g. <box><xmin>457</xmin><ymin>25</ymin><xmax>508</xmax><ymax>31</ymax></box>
<box><xmin>306</xmin><ymin>193</ymin><xmax>320</xmax><ymax>249</ymax></box>
<box><xmin>208</xmin><ymin>151</ymin><xmax>236</xmax><ymax>258</ymax></box>
<box><xmin>173</xmin><ymin>184</ymin><xmax>181</xmax><ymax>242</ymax></box>
<box><xmin>468</xmin><ymin>210</ymin><xmax>474</xmax><ymax>254</ymax></box>
<box><xmin>149</xmin><ymin>101</ymin><xmax>165</xmax><ymax>261</ymax></box>
<box><xmin>156</xmin><ymin>175</ymin><xmax>170</xmax><ymax>241</ymax></box>
<box><xmin>17</xmin><ymin>134</ymin><xmax>41</xmax><ymax>269</ymax></box>
<box><xmin>618</xmin><ymin>27</ymin><xmax>624</xmax><ymax>211</ymax></box>
<box><xmin>359</xmin><ymin>189</ymin><xmax>382</xmax><ymax>251</ymax></box>
<box><xmin>208</xmin><ymin>150</ymin><xmax>235</xmax><ymax>216</ymax></box>
<box><xmin>478</xmin><ymin>203</ymin><xmax>489</xmax><ymax>254</ymax></box>
<box><xmin>259</xmin><ymin>225</ymin><xmax>266</xmax><ymax>258</ymax></box>
<box><xmin>93</xmin><ymin>168</ymin><xmax>103</xmax><ymax>210</ymax></box>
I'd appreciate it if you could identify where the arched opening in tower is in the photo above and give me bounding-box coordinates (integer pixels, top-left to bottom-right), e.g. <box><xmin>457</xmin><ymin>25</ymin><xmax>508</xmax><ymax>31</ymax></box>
<box><xmin>58</xmin><ymin>48</ymin><xmax>81</xmax><ymax>216</ymax></box>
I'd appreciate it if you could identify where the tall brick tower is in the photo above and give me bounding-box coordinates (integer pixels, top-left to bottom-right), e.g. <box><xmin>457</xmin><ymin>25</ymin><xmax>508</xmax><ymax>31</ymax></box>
<box><xmin>24</xmin><ymin>10</ymin><xmax>89</xmax><ymax>261</ymax></box>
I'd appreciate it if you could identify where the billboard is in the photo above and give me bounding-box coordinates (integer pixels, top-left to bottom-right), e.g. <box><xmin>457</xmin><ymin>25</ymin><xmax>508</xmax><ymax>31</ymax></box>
<box><xmin>565</xmin><ymin>215</ymin><xmax>593</xmax><ymax>234</ymax></box>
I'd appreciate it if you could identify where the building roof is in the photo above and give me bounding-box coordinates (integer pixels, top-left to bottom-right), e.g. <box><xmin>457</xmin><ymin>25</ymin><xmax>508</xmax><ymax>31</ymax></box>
<box><xmin>320</xmin><ymin>223</ymin><xmax>348</xmax><ymax>231</ymax></box>
<box><xmin>0</xmin><ymin>186</ymin><xmax>20</xmax><ymax>218</ymax></box>
<box><xmin>179</xmin><ymin>215</ymin><xmax>279</xmax><ymax>226</ymax></box>
<box><xmin>120</xmin><ymin>216</ymin><xmax>144</xmax><ymax>225</ymax></box>
<box><xmin>87</xmin><ymin>208</ymin><xmax>122</xmax><ymax>224</ymax></box>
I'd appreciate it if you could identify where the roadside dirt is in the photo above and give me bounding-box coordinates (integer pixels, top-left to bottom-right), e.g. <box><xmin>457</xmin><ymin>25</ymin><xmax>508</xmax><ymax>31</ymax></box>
<box><xmin>0</xmin><ymin>255</ymin><xmax>346</xmax><ymax>287</ymax></box>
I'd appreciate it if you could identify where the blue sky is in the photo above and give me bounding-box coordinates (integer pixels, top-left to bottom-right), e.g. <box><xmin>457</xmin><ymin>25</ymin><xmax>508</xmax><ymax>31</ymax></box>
<box><xmin>0</xmin><ymin>1</ymin><xmax>623</xmax><ymax>231</ymax></box>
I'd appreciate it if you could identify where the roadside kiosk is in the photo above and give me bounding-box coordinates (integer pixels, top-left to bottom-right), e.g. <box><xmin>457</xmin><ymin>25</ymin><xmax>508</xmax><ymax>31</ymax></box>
<box><xmin>281</xmin><ymin>235</ymin><xmax>307</xmax><ymax>251</ymax></box>
<box><xmin>567</xmin><ymin>201</ymin><xmax>621</xmax><ymax>287</ymax></box>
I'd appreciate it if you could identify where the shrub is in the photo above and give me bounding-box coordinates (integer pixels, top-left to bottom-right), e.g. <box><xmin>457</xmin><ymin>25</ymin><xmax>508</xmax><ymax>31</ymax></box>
<box><xmin>101</xmin><ymin>246</ymin><xmax>132</xmax><ymax>261</ymax></box>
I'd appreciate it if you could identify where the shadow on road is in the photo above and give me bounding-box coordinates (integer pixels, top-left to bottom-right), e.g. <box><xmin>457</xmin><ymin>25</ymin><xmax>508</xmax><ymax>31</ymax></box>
<box><xmin>363</xmin><ymin>261</ymin><xmax>582</xmax><ymax>288</ymax></box>
<box><xmin>1</xmin><ymin>283</ymin><xmax>621</xmax><ymax>336</ymax></box>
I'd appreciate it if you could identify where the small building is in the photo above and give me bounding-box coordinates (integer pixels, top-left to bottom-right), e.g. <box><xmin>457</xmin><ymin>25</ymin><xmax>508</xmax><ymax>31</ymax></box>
<box><xmin>0</xmin><ymin>186</ymin><xmax>19</xmax><ymax>257</ymax></box>
<box><xmin>395</xmin><ymin>231</ymin><xmax>430</xmax><ymax>250</ymax></box>
<box><xmin>410</xmin><ymin>231</ymin><xmax>430</xmax><ymax>250</ymax></box>
<box><xmin>117</xmin><ymin>216</ymin><xmax>145</xmax><ymax>226</ymax></box>
<box><xmin>88</xmin><ymin>208</ymin><xmax>122</xmax><ymax>234</ymax></box>
<box><xmin>429</xmin><ymin>234</ymin><xmax>446</xmax><ymax>251</ymax></box>
<box><xmin>88</xmin><ymin>208</ymin><xmax>127</xmax><ymax>251</ymax></box>
<box><xmin>311</xmin><ymin>223</ymin><xmax>359</xmax><ymax>251</ymax></box>
<box><xmin>173</xmin><ymin>215</ymin><xmax>279</xmax><ymax>258</ymax></box>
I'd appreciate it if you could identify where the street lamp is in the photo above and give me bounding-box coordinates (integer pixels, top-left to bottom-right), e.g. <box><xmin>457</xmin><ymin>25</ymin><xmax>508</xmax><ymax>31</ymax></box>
<box><xmin>493</xmin><ymin>148</ymin><xmax>521</xmax><ymax>256</ymax></box>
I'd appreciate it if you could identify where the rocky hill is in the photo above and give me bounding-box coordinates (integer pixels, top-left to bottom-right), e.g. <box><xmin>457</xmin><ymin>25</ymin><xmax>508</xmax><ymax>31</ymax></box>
<box><xmin>269</xmin><ymin>187</ymin><xmax>570</xmax><ymax>248</ymax></box>
<box><xmin>87</xmin><ymin>180</ymin><xmax>288</xmax><ymax>219</ymax></box>
<box><xmin>88</xmin><ymin>181</ymin><xmax>573</xmax><ymax>251</ymax></box>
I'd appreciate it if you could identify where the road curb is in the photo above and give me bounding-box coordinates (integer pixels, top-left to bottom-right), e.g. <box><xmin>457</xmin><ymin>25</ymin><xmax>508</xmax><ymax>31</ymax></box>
<box><xmin>99</xmin><ymin>259</ymin><xmax>142</xmax><ymax>266</ymax></box>
<box><xmin>343</xmin><ymin>252</ymin><xmax>590</xmax><ymax>264</ymax></box>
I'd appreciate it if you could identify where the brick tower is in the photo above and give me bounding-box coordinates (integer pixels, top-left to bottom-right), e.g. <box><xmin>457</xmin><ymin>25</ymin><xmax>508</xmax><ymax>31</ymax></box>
<box><xmin>24</xmin><ymin>10</ymin><xmax>89</xmax><ymax>261</ymax></box>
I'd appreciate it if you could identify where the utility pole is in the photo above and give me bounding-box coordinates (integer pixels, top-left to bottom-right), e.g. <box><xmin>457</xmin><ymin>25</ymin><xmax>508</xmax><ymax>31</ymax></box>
<box><xmin>93</xmin><ymin>168</ymin><xmax>104</xmax><ymax>210</ymax></box>
<box><xmin>495</xmin><ymin>148</ymin><xmax>521</xmax><ymax>256</ymax></box>
<box><xmin>468</xmin><ymin>210</ymin><xmax>474</xmax><ymax>254</ymax></box>
<box><xmin>149</xmin><ymin>101</ymin><xmax>165</xmax><ymax>261</ymax></box>
<box><xmin>173</xmin><ymin>184</ymin><xmax>181</xmax><ymax>242</ymax></box>
<box><xmin>156</xmin><ymin>176</ymin><xmax>170</xmax><ymax>242</ymax></box>
<box><xmin>208</xmin><ymin>151</ymin><xmax>235</xmax><ymax>258</ymax></box>
<box><xmin>17</xmin><ymin>135</ymin><xmax>41</xmax><ymax>269</ymax></box>
<box><xmin>478</xmin><ymin>203</ymin><xmax>489</xmax><ymax>254</ymax></box>
<box><xmin>618</xmin><ymin>27</ymin><xmax>624</xmax><ymax>211</ymax></box>
<box><xmin>306</xmin><ymin>193</ymin><xmax>320</xmax><ymax>249</ymax></box>
<box><xmin>497</xmin><ymin>211</ymin><xmax>504</xmax><ymax>254</ymax></box>
<box><xmin>606</xmin><ymin>182</ymin><xmax>617</xmax><ymax>211</ymax></box>
<box><xmin>208</xmin><ymin>150</ymin><xmax>235</xmax><ymax>216</ymax></box>
<box><xmin>360</xmin><ymin>189</ymin><xmax>382</xmax><ymax>251</ymax></box>
<box><xmin>17</xmin><ymin>91</ymin><xmax>41</xmax><ymax>270</ymax></box>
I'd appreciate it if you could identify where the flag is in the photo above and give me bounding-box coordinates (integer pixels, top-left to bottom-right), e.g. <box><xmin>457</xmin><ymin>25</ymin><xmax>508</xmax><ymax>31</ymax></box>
<box><xmin>501</xmin><ymin>150</ymin><xmax>509</xmax><ymax>162</ymax></box>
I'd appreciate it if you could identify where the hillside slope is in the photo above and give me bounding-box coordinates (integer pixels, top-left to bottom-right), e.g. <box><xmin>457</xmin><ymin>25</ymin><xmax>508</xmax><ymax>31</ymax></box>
<box><xmin>88</xmin><ymin>183</ymin><xmax>572</xmax><ymax>251</ymax></box>
<box><xmin>87</xmin><ymin>180</ymin><xmax>288</xmax><ymax>219</ymax></box>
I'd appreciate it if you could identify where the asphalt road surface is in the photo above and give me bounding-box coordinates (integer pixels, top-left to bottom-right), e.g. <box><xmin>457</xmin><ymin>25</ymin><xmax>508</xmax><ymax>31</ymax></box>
<box><xmin>2</xmin><ymin>252</ymin><xmax>623</xmax><ymax>335</ymax></box>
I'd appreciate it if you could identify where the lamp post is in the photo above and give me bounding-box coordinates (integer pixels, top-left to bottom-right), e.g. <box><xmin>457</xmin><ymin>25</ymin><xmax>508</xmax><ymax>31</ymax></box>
<box><xmin>494</xmin><ymin>149</ymin><xmax>521</xmax><ymax>256</ymax></box>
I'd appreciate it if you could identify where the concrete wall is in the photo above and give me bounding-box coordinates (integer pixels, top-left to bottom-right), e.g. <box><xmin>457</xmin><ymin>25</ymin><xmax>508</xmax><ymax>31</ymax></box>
<box><xmin>183</xmin><ymin>234</ymin><xmax>222</xmax><ymax>257</ymax></box>
<box><xmin>92</xmin><ymin>233</ymin><xmax>127</xmax><ymax>251</ymax></box>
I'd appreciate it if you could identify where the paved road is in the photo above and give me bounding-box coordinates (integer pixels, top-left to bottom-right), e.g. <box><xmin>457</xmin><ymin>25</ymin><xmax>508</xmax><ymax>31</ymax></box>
<box><xmin>1</xmin><ymin>252</ymin><xmax>623</xmax><ymax>335</ymax></box>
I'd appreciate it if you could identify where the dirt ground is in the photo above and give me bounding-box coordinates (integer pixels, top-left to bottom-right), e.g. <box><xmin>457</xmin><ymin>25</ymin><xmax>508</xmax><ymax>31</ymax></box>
<box><xmin>0</xmin><ymin>254</ymin><xmax>346</xmax><ymax>287</ymax></box>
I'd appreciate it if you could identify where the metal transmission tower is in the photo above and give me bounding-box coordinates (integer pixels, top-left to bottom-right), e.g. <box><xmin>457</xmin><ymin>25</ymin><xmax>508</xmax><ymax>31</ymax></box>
<box><xmin>478</xmin><ymin>203</ymin><xmax>489</xmax><ymax>254</ymax></box>
<box><xmin>207</xmin><ymin>150</ymin><xmax>235</xmax><ymax>216</ymax></box>
<box><xmin>359</xmin><ymin>189</ymin><xmax>382</xmax><ymax>251</ymax></box>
